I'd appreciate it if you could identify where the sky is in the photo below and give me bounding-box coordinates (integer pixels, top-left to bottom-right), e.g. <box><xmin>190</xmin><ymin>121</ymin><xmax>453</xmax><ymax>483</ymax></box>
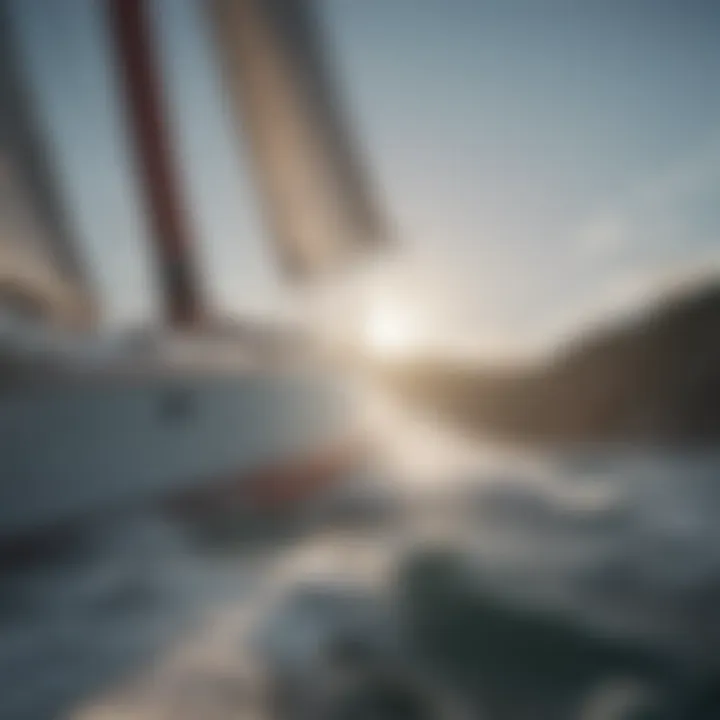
<box><xmin>10</xmin><ymin>0</ymin><xmax>720</xmax><ymax>354</ymax></box>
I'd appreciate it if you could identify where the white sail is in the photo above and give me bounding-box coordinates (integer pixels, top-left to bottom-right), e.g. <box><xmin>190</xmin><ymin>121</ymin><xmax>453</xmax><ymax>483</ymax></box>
<box><xmin>0</xmin><ymin>0</ymin><xmax>95</xmax><ymax>329</ymax></box>
<box><xmin>206</xmin><ymin>0</ymin><xmax>388</xmax><ymax>281</ymax></box>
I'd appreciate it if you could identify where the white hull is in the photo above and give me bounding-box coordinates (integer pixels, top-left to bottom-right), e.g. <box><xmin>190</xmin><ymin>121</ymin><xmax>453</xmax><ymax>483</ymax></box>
<box><xmin>0</xmin><ymin>368</ymin><xmax>356</xmax><ymax>540</ymax></box>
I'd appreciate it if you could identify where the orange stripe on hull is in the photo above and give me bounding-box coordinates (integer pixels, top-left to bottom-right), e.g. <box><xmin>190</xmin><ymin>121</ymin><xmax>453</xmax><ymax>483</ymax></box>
<box><xmin>166</xmin><ymin>436</ymin><xmax>364</xmax><ymax>520</ymax></box>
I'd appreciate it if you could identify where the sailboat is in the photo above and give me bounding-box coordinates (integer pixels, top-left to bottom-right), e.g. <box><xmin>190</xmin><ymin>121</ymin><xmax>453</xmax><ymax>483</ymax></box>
<box><xmin>0</xmin><ymin>0</ymin><xmax>386</xmax><ymax>542</ymax></box>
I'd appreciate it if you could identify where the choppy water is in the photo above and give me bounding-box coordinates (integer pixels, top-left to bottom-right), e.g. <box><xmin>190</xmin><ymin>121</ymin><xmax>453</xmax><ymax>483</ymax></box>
<box><xmin>3</xmin><ymin>392</ymin><xmax>720</xmax><ymax>719</ymax></box>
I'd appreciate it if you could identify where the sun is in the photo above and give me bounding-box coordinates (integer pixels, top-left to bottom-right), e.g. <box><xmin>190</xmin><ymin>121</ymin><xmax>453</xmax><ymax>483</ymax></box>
<box><xmin>364</xmin><ymin>301</ymin><xmax>420</xmax><ymax>357</ymax></box>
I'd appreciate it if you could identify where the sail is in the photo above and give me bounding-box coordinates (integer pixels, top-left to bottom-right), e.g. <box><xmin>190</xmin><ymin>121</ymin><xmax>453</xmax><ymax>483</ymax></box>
<box><xmin>206</xmin><ymin>0</ymin><xmax>388</xmax><ymax>281</ymax></box>
<box><xmin>0</xmin><ymin>0</ymin><xmax>95</xmax><ymax>329</ymax></box>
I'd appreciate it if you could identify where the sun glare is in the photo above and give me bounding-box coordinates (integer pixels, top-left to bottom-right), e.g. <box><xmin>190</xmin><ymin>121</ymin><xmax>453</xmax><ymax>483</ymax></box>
<box><xmin>365</xmin><ymin>302</ymin><xmax>419</xmax><ymax>357</ymax></box>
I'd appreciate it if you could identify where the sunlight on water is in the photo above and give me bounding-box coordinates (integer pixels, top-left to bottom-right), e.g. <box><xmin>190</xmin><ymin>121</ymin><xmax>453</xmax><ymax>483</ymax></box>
<box><xmin>4</xmin><ymin>387</ymin><xmax>720</xmax><ymax>719</ymax></box>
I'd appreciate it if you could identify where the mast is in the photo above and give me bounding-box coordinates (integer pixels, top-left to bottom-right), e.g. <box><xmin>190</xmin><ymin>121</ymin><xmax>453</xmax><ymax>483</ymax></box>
<box><xmin>107</xmin><ymin>0</ymin><xmax>204</xmax><ymax>328</ymax></box>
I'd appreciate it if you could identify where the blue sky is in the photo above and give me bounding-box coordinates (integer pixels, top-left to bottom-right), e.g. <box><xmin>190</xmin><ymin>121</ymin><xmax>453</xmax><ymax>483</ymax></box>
<box><xmin>11</xmin><ymin>0</ymin><xmax>720</xmax><ymax>352</ymax></box>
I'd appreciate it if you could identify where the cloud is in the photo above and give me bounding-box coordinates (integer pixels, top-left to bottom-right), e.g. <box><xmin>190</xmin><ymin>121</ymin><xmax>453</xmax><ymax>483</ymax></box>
<box><xmin>573</xmin><ymin>132</ymin><xmax>720</xmax><ymax>264</ymax></box>
<box><xmin>576</xmin><ymin>215</ymin><xmax>628</xmax><ymax>260</ymax></box>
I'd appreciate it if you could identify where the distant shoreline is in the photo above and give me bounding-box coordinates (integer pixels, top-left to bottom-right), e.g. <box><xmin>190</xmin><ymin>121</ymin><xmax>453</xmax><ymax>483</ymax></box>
<box><xmin>373</xmin><ymin>280</ymin><xmax>720</xmax><ymax>446</ymax></box>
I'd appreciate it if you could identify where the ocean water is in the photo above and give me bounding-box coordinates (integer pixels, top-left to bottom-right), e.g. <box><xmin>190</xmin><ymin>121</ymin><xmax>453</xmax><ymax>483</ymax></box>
<box><xmin>3</xmin><ymin>392</ymin><xmax>720</xmax><ymax>719</ymax></box>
